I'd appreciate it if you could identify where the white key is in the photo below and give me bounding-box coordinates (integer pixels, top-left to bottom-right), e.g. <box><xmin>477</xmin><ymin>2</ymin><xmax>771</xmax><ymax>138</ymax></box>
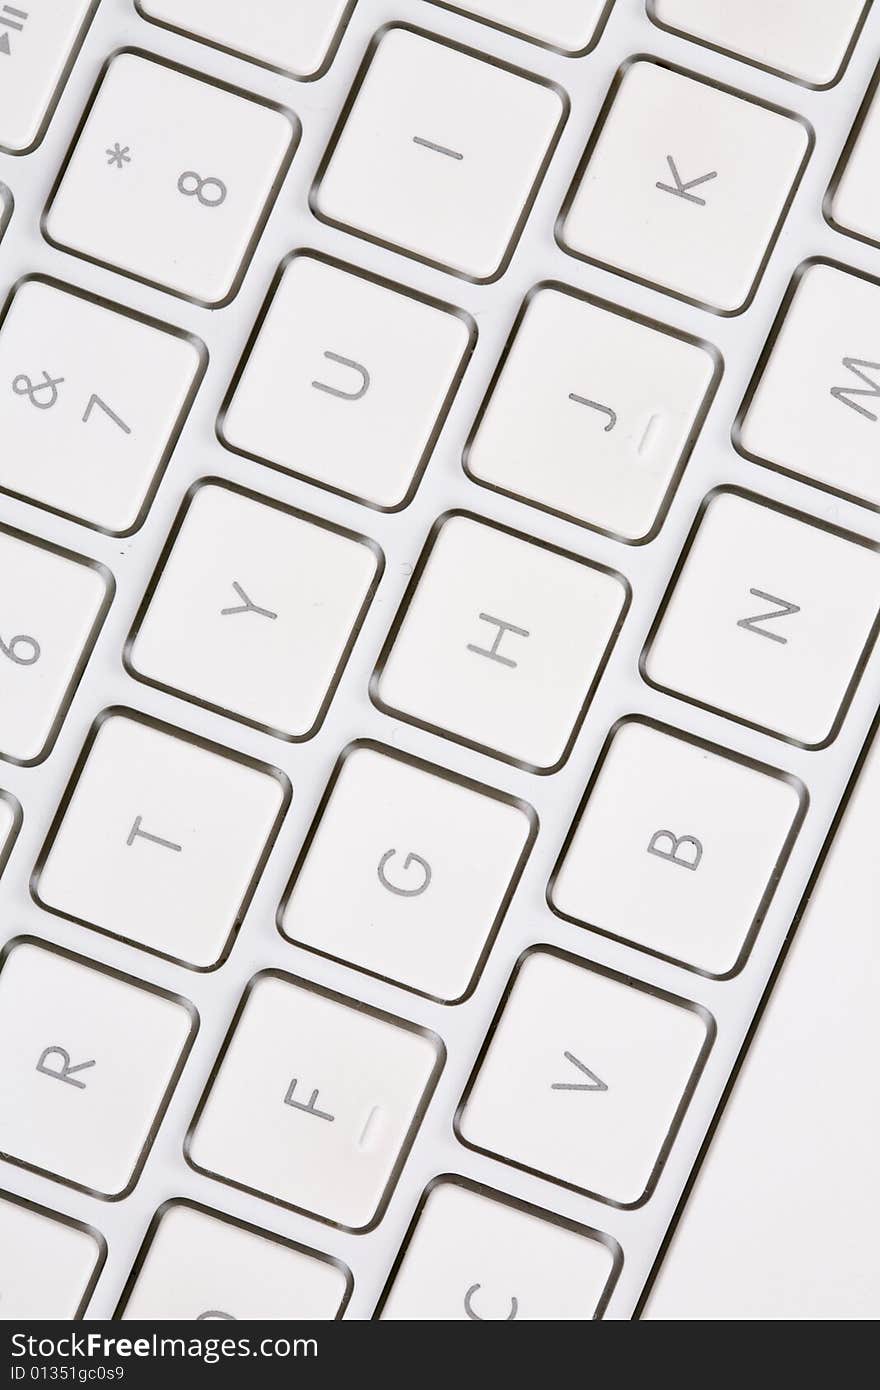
<box><xmin>0</xmin><ymin>0</ymin><xmax>94</xmax><ymax>153</ymax></box>
<box><xmin>0</xmin><ymin>939</ymin><xmax>195</xmax><ymax>1196</ymax></box>
<box><xmin>0</xmin><ymin>790</ymin><xmax>20</xmax><ymax>873</ymax></box>
<box><xmin>0</xmin><ymin>528</ymin><xmax>110</xmax><ymax>764</ymax></box>
<box><xmin>0</xmin><ymin>1193</ymin><xmax>104</xmax><ymax>1320</ymax></box>
<box><xmin>127</xmin><ymin>482</ymin><xmax>381</xmax><ymax>739</ymax></box>
<box><xmin>828</xmin><ymin>75</ymin><xmax>880</xmax><ymax>248</ymax></box>
<box><xmin>560</xmin><ymin>61</ymin><xmax>810</xmax><ymax>314</ymax></box>
<box><xmin>36</xmin><ymin>711</ymin><xmax>288</xmax><ymax>970</ymax></box>
<box><xmin>466</xmin><ymin>285</ymin><xmax>718</xmax><ymax>542</ymax></box>
<box><xmin>314</xmin><ymin>27</ymin><xmax>565</xmax><ymax>281</ymax></box>
<box><xmin>118</xmin><ymin>1201</ymin><xmax>350</xmax><ymax>1320</ymax></box>
<box><xmin>650</xmin><ymin>0</ymin><xmax>868</xmax><ymax>88</ymax></box>
<box><xmin>458</xmin><ymin>949</ymin><xmax>711</xmax><ymax>1206</ymax></box>
<box><xmin>0</xmin><ymin>279</ymin><xmax>204</xmax><ymax>534</ymax></box>
<box><xmin>643</xmin><ymin>490</ymin><xmax>880</xmax><ymax>747</ymax></box>
<box><xmin>427</xmin><ymin>0</ymin><xmax>611</xmax><ymax>54</ymax></box>
<box><xmin>187</xmin><ymin>972</ymin><xmax>443</xmax><ymax>1230</ymax></box>
<box><xmin>374</xmin><ymin>514</ymin><xmax>628</xmax><ymax>771</ymax></box>
<box><xmin>221</xmin><ymin>253</ymin><xmax>473</xmax><ymax>510</ymax></box>
<box><xmin>738</xmin><ymin>263</ymin><xmax>880</xmax><ymax>511</ymax></box>
<box><xmin>136</xmin><ymin>0</ymin><xmax>353</xmax><ymax>79</ymax></box>
<box><xmin>379</xmin><ymin>1179</ymin><xmax>618</xmax><ymax>1321</ymax></box>
<box><xmin>550</xmin><ymin>719</ymin><xmax>804</xmax><ymax>977</ymax></box>
<box><xmin>280</xmin><ymin>742</ymin><xmax>535</xmax><ymax>1002</ymax></box>
<box><xmin>44</xmin><ymin>53</ymin><xmax>297</xmax><ymax>306</ymax></box>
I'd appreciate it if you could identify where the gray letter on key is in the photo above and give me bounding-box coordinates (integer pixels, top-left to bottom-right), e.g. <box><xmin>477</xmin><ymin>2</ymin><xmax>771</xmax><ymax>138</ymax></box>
<box><xmin>467</xmin><ymin>613</ymin><xmax>530</xmax><ymax>669</ymax></box>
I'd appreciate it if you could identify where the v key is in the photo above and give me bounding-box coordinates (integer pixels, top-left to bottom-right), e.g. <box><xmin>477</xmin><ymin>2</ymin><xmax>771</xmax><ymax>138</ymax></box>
<box><xmin>551</xmin><ymin>1050</ymin><xmax>608</xmax><ymax>1092</ymax></box>
<box><xmin>656</xmin><ymin>155</ymin><xmax>717</xmax><ymax>206</ymax></box>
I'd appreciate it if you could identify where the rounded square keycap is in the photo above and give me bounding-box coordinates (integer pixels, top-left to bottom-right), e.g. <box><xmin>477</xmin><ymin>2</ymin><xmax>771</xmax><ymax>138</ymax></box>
<box><xmin>829</xmin><ymin>70</ymin><xmax>880</xmax><ymax>248</ymax></box>
<box><xmin>280</xmin><ymin>743</ymin><xmax>535</xmax><ymax>1001</ymax></box>
<box><xmin>221</xmin><ymin>253</ymin><xmax>473</xmax><ymax>509</ymax></box>
<box><xmin>457</xmin><ymin>949</ymin><xmax>712</xmax><ymax>1207</ymax></box>
<box><xmin>0</xmin><ymin>1</ymin><xmax>94</xmax><ymax>153</ymax></box>
<box><xmin>0</xmin><ymin>1193</ymin><xmax>104</xmax><ymax>1319</ymax></box>
<box><xmin>187</xmin><ymin>972</ymin><xmax>443</xmax><ymax>1230</ymax></box>
<box><xmin>0</xmin><ymin>527</ymin><xmax>111</xmax><ymax>764</ymax></box>
<box><xmin>550</xmin><ymin>719</ymin><xmax>804</xmax><ymax>976</ymax></box>
<box><xmin>127</xmin><ymin>481</ymin><xmax>381</xmax><ymax>740</ymax></box>
<box><xmin>0</xmin><ymin>278</ymin><xmax>204</xmax><ymax>533</ymax></box>
<box><xmin>738</xmin><ymin>262</ymin><xmax>880</xmax><ymax>511</ymax></box>
<box><xmin>643</xmin><ymin>490</ymin><xmax>880</xmax><ymax>747</ymax></box>
<box><xmin>44</xmin><ymin>53</ymin><xmax>297</xmax><ymax>305</ymax></box>
<box><xmin>466</xmin><ymin>285</ymin><xmax>718</xmax><ymax>541</ymax></box>
<box><xmin>379</xmin><ymin>1179</ymin><xmax>619</xmax><ymax>1320</ymax></box>
<box><xmin>313</xmin><ymin>26</ymin><xmax>566</xmax><ymax>281</ymax></box>
<box><xmin>0</xmin><ymin>939</ymin><xmax>196</xmax><ymax>1197</ymax></box>
<box><xmin>374</xmin><ymin>513</ymin><xmax>628</xmax><ymax>771</ymax></box>
<box><xmin>559</xmin><ymin>60</ymin><xmax>810</xmax><ymax>313</ymax></box>
<box><xmin>426</xmin><ymin>1</ymin><xmax>610</xmax><ymax>54</ymax></box>
<box><xmin>118</xmin><ymin>1201</ymin><xmax>350</xmax><ymax>1320</ymax></box>
<box><xmin>35</xmin><ymin>710</ymin><xmax>288</xmax><ymax>969</ymax></box>
<box><xmin>136</xmin><ymin>0</ymin><xmax>353</xmax><ymax>79</ymax></box>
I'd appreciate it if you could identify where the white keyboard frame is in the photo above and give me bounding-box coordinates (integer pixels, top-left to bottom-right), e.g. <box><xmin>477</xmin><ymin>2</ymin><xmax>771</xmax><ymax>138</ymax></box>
<box><xmin>2</xmin><ymin>0</ymin><xmax>880</xmax><ymax>1320</ymax></box>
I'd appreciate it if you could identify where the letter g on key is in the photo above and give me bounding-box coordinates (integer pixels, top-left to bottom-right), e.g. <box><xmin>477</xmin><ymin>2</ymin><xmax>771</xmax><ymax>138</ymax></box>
<box><xmin>377</xmin><ymin>848</ymin><xmax>432</xmax><ymax>898</ymax></box>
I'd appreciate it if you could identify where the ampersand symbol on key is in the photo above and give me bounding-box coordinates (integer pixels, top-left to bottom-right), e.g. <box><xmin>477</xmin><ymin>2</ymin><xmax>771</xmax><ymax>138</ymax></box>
<box><xmin>12</xmin><ymin>371</ymin><xmax>64</xmax><ymax>410</ymax></box>
<box><xmin>177</xmin><ymin>170</ymin><xmax>228</xmax><ymax>207</ymax></box>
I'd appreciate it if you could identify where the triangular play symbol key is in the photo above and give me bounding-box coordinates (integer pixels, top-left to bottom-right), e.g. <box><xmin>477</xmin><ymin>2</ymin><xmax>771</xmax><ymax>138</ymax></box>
<box><xmin>0</xmin><ymin>33</ymin><xmax>10</xmax><ymax>55</ymax></box>
<box><xmin>551</xmin><ymin>1050</ymin><xmax>608</xmax><ymax>1092</ymax></box>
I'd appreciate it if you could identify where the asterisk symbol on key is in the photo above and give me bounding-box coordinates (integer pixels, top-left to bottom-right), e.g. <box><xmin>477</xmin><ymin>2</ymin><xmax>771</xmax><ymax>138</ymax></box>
<box><xmin>106</xmin><ymin>143</ymin><xmax>131</xmax><ymax>169</ymax></box>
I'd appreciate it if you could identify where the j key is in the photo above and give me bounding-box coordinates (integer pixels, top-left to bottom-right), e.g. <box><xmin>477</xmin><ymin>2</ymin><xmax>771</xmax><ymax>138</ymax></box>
<box><xmin>0</xmin><ymin>278</ymin><xmax>205</xmax><ymax>534</ymax></box>
<box><xmin>117</xmin><ymin>1201</ymin><xmax>351</xmax><ymax>1320</ymax></box>
<box><xmin>379</xmin><ymin>1179</ymin><xmax>619</xmax><ymax>1320</ymax></box>
<box><xmin>550</xmin><ymin>718</ymin><xmax>805</xmax><ymax>977</ymax></box>
<box><xmin>0</xmin><ymin>0</ymin><xmax>95</xmax><ymax>153</ymax></box>
<box><xmin>313</xmin><ymin>26</ymin><xmax>566</xmax><ymax>282</ymax></box>
<box><xmin>136</xmin><ymin>0</ymin><xmax>354</xmax><ymax>80</ymax></box>
<box><xmin>187</xmin><ymin>972</ymin><xmax>443</xmax><ymax>1230</ymax></box>
<box><xmin>0</xmin><ymin>526</ymin><xmax>111</xmax><ymax>764</ymax></box>
<box><xmin>560</xmin><ymin>60</ymin><xmax>810</xmax><ymax>313</ymax></box>
<box><xmin>0</xmin><ymin>1191</ymin><xmax>104</xmax><ymax>1319</ymax></box>
<box><xmin>650</xmin><ymin>0</ymin><xmax>869</xmax><ymax>88</ymax></box>
<box><xmin>126</xmin><ymin>481</ymin><xmax>382</xmax><ymax>740</ymax></box>
<box><xmin>643</xmin><ymin>489</ymin><xmax>880</xmax><ymax>747</ymax></box>
<box><xmin>828</xmin><ymin>64</ymin><xmax>880</xmax><ymax>249</ymax></box>
<box><xmin>457</xmin><ymin>948</ymin><xmax>712</xmax><ymax>1207</ymax></box>
<box><xmin>738</xmin><ymin>261</ymin><xmax>880</xmax><ymax>511</ymax></box>
<box><xmin>0</xmin><ymin>938</ymin><xmax>196</xmax><ymax>1197</ymax></box>
<box><xmin>373</xmin><ymin>513</ymin><xmax>628</xmax><ymax>771</ymax></box>
<box><xmin>466</xmin><ymin>284</ymin><xmax>718</xmax><ymax>542</ymax></box>
<box><xmin>44</xmin><ymin>53</ymin><xmax>298</xmax><ymax>306</ymax></box>
<box><xmin>220</xmin><ymin>252</ymin><xmax>474</xmax><ymax>511</ymax></box>
<box><xmin>426</xmin><ymin>0</ymin><xmax>612</xmax><ymax>54</ymax></box>
<box><xmin>280</xmin><ymin>742</ymin><xmax>535</xmax><ymax>1002</ymax></box>
<box><xmin>35</xmin><ymin>710</ymin><xmax>289</xmax><ymax>970</ymax></box>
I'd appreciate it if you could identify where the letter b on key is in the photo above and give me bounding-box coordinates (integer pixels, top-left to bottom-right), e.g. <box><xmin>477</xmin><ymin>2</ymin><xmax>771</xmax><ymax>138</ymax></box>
<box><xmin>647</xmin><ymin>828</ymin><xmax>703</xmax><ymax>871</ymax></box>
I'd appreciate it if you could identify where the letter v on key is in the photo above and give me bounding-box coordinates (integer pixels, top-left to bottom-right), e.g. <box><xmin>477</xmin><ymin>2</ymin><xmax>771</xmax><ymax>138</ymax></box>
<box><xmin>656</xmin><ymin>156</ymin><xmax>717</xmax><ymax>207</ymax></box>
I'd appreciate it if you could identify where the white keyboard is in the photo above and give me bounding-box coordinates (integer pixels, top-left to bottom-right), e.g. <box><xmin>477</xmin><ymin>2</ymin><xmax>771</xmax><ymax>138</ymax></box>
<box><xmin>1</xmin><ymin>0</ymin><xmax>880</xmax><ymax>1323</ymax></box>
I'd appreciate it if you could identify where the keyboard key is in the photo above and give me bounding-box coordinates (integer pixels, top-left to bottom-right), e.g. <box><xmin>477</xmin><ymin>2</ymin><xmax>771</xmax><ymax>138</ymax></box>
<box><xmin>136</xmin><ymin>0</ymin><xmax>354</xmax><ymax>79</ymax></box>
<box><xmin>643</xmin><ymin>490</ymin><xmax>880</xmax><ymax>747</ymax></box>
<box><xmin>187</xmin><ymin>972</ymin><xmax>443</xmax><ymax>1230</ymax></box>
<box><xmin>0</xmin><ymin>789</ymin><xmax>20</xmax><ymax>875</ymax></box>
<box><xmin>457</xmin><ymin>948</ymin><xmax>712</xmax><ymax>1206</ymax></box>
<box><xmin>379</xmin><ymin>1179</ymin><xmax>619</xmax><ymax>1320</ymax></box>
<box><xmin>550</xmin><ymin>719</ymin><xmax>804</xmax><ymax>977</ymax></box>
<box><xmin>220</xmin><ymin>252</ymin><xmax>474</xmax><ymax>510</ymax></box>
<box><xmin>0</xmin><ymin>938</ymin><xmax>196</xmax><ymax>1196</ymax></box>
<box><xmin>737</xmin><ymin>262</ymin><xmax>880</xmax><ymax>511</ymax></box>
<box><xmin>126</xmin><ymin>481</ymin><xmax>381</xmax><ymax>739</ymax></box>
<box><xmin>280</xmin><ymin>742</ymin><xmax>535</xmax><ymax>1002</ymax></box>
<box><xmin>117</xmin><ymin>1201</ymin><xmax>351</xmax><ymax>1320</ymax></box>
<box><xmin>0</xmin><ymin>526</ymin><xmax>111</xmax><ymax>764</ymax></box>
<box><xmin>44</xmin><ymin>53</ymin><xmax>298</xmax><ymax>306</ymax></box>
<box><xmin>650</xmin><ymin>0</ymin><xmax>868</xmax><ymax>88</ymax></box>
<box><xmin>466</xmin><ymin>284</ymin><xmax>719</xmax><ymax>542</ymax></box>
<box><xmin>313</xmin><ymin>26</ymin><xmax>566</xmax><ymax>282</ymax></box>
<box><xmin>559</xmin><ymin>60</ymin><xmax>810</xmax><ymax>314</ymax></box>
<box><xmin>0</xmin><ymin>278</ymin><xmax>205</xmax><ymax>534</ymax></box>
<box><xmin>427</xmin><ymin>1</ymin><xmax>612</xmax><ymax>54</ymax></box>
<box><xmin>0</xmin><ymin>182</ymin><xmax>10</xmax><ymax>237</ymax></box>
<box><xmin>0</xmin><ymin>0</ymin><xmax>95</xmax><ymax>153</ymax></box>
<box><xmin>0</xmin><ymin>1191</ymin><xmax>104</xmax><ymax>1319</ymax></box>
<box><xmin>374</xmin><ymin>513</ymin><xmax>628</xmax><ymax>771</ymax></box>
<box><xmin>828</xmin><ymin>67</ymin><xmax>880</xmax><ymax>249</ymax></box>
<box><xmin>35</xmin><ymin>710</ymin><xmax>289</xmax><ymax>970</ymax></box>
